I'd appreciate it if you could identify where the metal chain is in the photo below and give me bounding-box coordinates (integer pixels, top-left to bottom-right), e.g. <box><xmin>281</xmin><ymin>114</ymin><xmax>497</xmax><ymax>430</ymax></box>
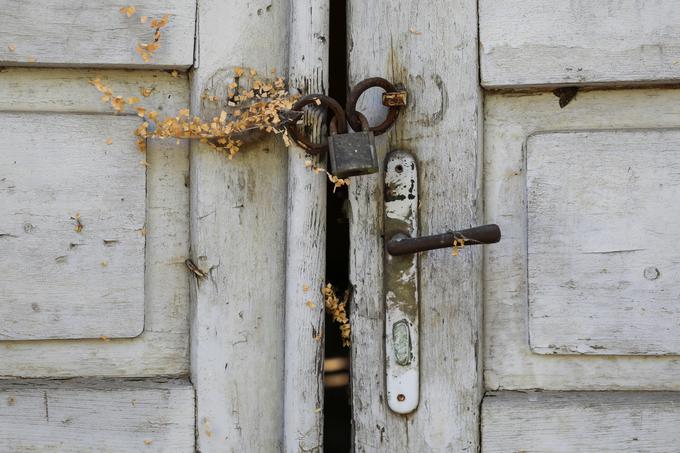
<box><xmin>285</xmin><ymin>78</ymin><xmax>407</xmax><ymax>155</ymax></box>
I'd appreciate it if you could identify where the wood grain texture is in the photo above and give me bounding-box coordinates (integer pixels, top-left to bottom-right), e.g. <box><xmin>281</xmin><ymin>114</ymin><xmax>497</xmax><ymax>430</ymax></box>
<box><xmin>527</xmin><ymin>130</ymin><xmax>680</xmax><ymax>356</ymax></box>
<box><xmin>189</xmin><ymin>1</ymin><xmax>289</xmax><ymax>451</ymax></box>
<box><xmin>1</xmin><ymin>113</ymin><xmax>145</xmax><ymax>340</ymax></box>
<box><xmin>484</xmin><ymin>88</ymin><xmax>680</xmax><ymax>390</ymax></box>
<box><xmin>0</xmin><ymin>0</ymin><xmax>195</xmax><ymax>68</ymax></box>
<box><xmin>0</xmin><ymin>378</ymin><xmax>194</xmax><ymax>452</ymax></box>
<box><xmin>283</xmin><ymin>1</ymin><xmax>328</xmax><ymax>451</ymax></box>
<box><xmin>348</xmin><ymin>0</ymin><xmax>483</xmax><ymax>450</ymax></box>
<box><xmin>480</xmin><ymin>0</ymin><xmax>680</xmax><ymax>88</ymax></box>
<box><xmin>482</xmin><ymin>391</ymin><xmax>680</xmax><ymax>452</ymax></box>
<box><xmin>0</xmin><ymin>68</ymin><xmax>190</xmax><ymax>377</ymax></box>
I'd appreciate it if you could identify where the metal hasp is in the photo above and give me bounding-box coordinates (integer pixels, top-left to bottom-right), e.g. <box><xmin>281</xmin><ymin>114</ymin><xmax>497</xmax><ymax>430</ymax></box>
<box><xmin>387</xmin><ymin>224</ymin><xmax>501</xmax><ymax>256</ymax></box>
<box><xmin>384</xmin><ymin>150</ymin><xmax>420</xmax><ymax>414</ymax></box>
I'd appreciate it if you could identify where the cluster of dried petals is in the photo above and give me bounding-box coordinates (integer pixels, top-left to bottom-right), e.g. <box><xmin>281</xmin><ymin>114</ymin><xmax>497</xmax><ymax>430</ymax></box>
<box><xmin>89</xmin><ymin>78</ymin><xmax>139</xmax><ymax>113</ymax></box>
<box><xmin>305</xmin><ymin>160</ymin><xmax>351</xmax><ymax>192</ymax></box>
<box><xmin>120</xmin><ymin>6</ymin><xmax>169</xmax><ymax>62</ymax></box>
<box><xmin>322</xmin><ymin>284</ymin><xmax>351</xmax><ymax>347</ymax></box>
<box><xmin>89</xmin><ymin>69</ymin><xmax>350</xmax><ymax>189</ymax></box>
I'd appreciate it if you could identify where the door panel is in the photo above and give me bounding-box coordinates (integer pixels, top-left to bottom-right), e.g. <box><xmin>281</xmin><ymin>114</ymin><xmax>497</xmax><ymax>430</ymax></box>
<box><xmin>484</xmin><ymin>88</ymin><xmax>680</xmax><ymax>391</ymax></box>
<box><xmin>0</xmin><ymin>68</ymin><xmax>190</xmax><ymax>377</ymax></box>
<box><xmin>480</xmin><ymin>0</ymin><xmax>680</xmax><ymax>88</ymax></box>
<box><xmin>348</xmin><ymin>0</ymin><xmax>483</xmax><ymax>450</ymax></box>
<box><xmin>527</xmin><ymin>130</ymin><xmax>680</xmax><ymax>356</ymax></box>
<box><xmin>482</xmin><ymin>391</ymin><xmax>680</xmax><ymax>452</ymax></box>
<box><xmin>0</xmin><ymin>378</ymin><xmax>194</xmax><ymax>451</ymax></box>
<box><xmin>0</xmin><ymin>0</ymin><xmax>195</xmax><ymax>68</ymax></box>
<box><xmin>1</xmin><ymin>113</ymin><xmax>146</xmax><ymax>340</ymax></box>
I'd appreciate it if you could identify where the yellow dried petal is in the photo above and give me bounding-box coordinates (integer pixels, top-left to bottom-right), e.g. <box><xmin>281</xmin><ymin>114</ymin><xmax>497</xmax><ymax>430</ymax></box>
<box><xmin>120</xmin><ymin>6</ymin><xmax>136</xmax><ymax>17</ymax></box>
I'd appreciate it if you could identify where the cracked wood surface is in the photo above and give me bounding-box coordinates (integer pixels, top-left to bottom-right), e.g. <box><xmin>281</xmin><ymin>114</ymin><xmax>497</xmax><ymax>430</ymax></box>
<box><xmin>480</xmin><ymin>0</ymin><xmax>680</xmax><ymax>88</ymax></box>
<box><xmin>527</xmin><ymin>130</ymin><xmax>680</xmax><ymax>356</ymax></box>
<box><xmin>1</xmin><ymin>113</ymin><xmax>146</xmax><ymax>340</ymax></box>
<box><xmin>348</xmin><ymin>0</ymin><xmax>483</xmax><ymax>450</ymax></box>
<box><xmin>482</xmin><ymin>391</ymin><xmax>680</xmax><ymax>452</ymax></box>
<box><xmin>0</xmin><ymin>0</ymin><xmax>196</xmax><ymax>68</ymax></box>
<box><xmin>0</xmin><ymin>378</ymin><xmax>194</xmax><ymax>452</ymax></box>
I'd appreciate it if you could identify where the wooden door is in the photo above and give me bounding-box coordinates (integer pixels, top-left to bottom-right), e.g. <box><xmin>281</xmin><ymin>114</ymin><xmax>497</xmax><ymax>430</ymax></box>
<box><xmin>0</xmin><ymin>2</ymin><xmax>195</xmax><ymax>450</ymax></box>
<box><xmin>348</xmin><ymin>0</ymin><xmax>680</xmax><ymax>452</ymax></box>
<box><xmin>347</xmin><ymin>0</ymin><xmax>484</xmax><ymax>451</ymax></box>
<box><xmin>480</xmin><ymin>1</ymin><xmax>680</xmax><ymax>451</ymax></box>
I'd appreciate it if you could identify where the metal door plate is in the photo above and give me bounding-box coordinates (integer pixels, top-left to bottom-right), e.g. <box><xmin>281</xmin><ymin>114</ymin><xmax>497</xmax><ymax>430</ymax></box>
<box><xmin>384</xmin><ymin>150</ymin><xmax>419</xmax><ymax>414</ymax></box>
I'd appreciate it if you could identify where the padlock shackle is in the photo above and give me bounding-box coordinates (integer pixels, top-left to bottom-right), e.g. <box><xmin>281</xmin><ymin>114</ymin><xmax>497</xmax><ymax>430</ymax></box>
<box><xmin>286</xmin><ymin>94</ymin><xmax>347</xmax><ymax>154</ymax></box>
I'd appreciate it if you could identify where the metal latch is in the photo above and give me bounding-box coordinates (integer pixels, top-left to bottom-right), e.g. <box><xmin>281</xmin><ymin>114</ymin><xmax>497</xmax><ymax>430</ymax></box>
<box><xmin>383</xmin><ymin>150</ymin><xmax>501</xmax><ymax>414</ymax></box>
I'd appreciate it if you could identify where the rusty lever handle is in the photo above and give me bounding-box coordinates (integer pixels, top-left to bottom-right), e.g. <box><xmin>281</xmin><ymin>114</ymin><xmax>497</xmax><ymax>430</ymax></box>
<box><xmin>386</xmin><ymin>224</ymin><xmax>501</xmax><ymax>256</ymax></box>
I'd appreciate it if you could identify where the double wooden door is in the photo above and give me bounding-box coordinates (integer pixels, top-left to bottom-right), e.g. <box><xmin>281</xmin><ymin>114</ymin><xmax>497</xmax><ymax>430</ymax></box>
<box><xmin>2</xmin><ymin>0</ymin><xmax>680</xmax><ymax>452</ymax></box>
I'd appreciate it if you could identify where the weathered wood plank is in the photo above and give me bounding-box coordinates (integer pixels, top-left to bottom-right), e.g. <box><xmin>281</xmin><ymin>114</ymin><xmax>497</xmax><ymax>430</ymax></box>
<box><xmin>1</xmin><ymin>113</ymin><xmax>145</xmax><ymax>340</ymax></box>
<box><xmin>283</xmin><ymin>1</ymin><xmax>329</xmax><ymax>451</ymax></box>
<box><xmin>527</xmin><ymin>130</ymin><xmax>680</xmax><ymax>355</ymax></box>
<box><xmin>0</xmin><ymin>68</ymin><xmax>190</xmax><ymax>377</ymax></box>
<box><xmin>482</xmin><ymin>391</ymin><xmax>680</xmax><ymax>452</ymax></box>
<box><xmin>0</xmin><ymin>378</ymin><xmax>194</xmax><ymax>452</ymax></box>
<box><xmin>0</xmin><ymin>0</ymin><xmax>195</xmax><ymax>68</ymax></box>
<box><xmin>484</xmin><ymin>88</ymin><xmax>680</xmax><ymax>390</ymax></box>
<box><xmin>348</xmin><ymin>0</ymin><xmax>483</xmax><ymax>450</ymax></box>
<box><xmin>480</xmin><ymin>0</ymin><xmax>680</xmax><ymax>88</ymax></box>
<box><xmin>189</xmin><ymin>1</ymin><xmax>289</xmax><ymax>451</ymax></box>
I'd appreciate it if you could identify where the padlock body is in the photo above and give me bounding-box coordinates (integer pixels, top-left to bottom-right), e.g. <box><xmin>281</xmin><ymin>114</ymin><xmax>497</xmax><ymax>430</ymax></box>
<box><xmin>328</xmin><ymin>131</ymin><xmax>378</xmax><ymax>178</ymax></box>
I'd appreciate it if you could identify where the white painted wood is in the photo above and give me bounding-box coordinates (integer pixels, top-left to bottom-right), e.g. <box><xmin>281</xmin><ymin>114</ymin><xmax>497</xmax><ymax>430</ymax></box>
<box><xmin>482</xmin><ymin>391</ymin><xmax>680</xmax><ymax>452</ymax></box>
<box><xmin>1</xmin><ymin>113</ymin><xmax>145</xmax><ymax>340</ymax></box>
<box><xmin>348</xmin><ymin>0</ymin><xmax>483</xmax><ymax>449</ymax></box>
<box><xmin>484</xmin><ymin>88</ymin><xmax>680</xmax><ymax>390</ymax></box>
<box><xmin>283</xmin><ymin>1</ymin><xmax>328</xmax><ymax>451</ymax></box>
<box><xmin>0</xmin><ymin>0</ymin><xmax>195</xmax><ymax>68</ymax></box>
<box><xmin>527</xmin><ymin>130</ymin><xmax>680</xmax><ymax>356</ymax></box>
<box><xmin>384</xmin><ymin>151</ymin><xmax>419</xmax><ymax>414</ymax></box>
<box><xmin>0</xmin><ymin>378</ymin><xmax>194</xmax><ymax>452</ymax></box>
<box><xmin>480</xmin><ymin>0</ymin><xmax>680</xmax><ymax>88</ymax></box>
<box><xmin>0</xmin><ymin>68</ymin><xmax>190</xmax><ymax>377</ymax></box>
<box><xmin>190</xmin><ymin>1</ymin><xmax>289</xmax><ymax>451</ymax></box>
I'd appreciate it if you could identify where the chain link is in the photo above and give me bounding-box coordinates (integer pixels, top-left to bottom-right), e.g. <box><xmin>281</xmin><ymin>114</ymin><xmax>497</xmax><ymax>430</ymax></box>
<box><xmin>285</xmin><ymin>78</ymin><xmax>406</xmax><ymax>154</ymax></box>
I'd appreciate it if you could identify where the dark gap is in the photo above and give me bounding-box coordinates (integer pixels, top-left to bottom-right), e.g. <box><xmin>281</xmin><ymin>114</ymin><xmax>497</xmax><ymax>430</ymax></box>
<box><xmin>324</xmin><ymin>0</ymin><xmax>351</xmax><ymax>452</ymax></box>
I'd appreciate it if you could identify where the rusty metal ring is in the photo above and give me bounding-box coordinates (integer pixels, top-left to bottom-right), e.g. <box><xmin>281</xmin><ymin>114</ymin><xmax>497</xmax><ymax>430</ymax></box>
<box><xmin>346</xmin><ymin>77</ymin><xmax>401</xmax><ymax>135</ymax></box>
<box><xmin>286</xmin><ymin>94</ymin><xmax>346</xmax><ymax>154</ymax></box>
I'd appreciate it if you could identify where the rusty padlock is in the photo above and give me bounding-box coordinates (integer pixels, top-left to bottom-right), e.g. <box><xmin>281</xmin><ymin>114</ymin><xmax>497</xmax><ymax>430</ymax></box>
<box><xmin>328</xmin><ymin>112</ymin><xmax>378</xmax><ymax>178</ymax></box>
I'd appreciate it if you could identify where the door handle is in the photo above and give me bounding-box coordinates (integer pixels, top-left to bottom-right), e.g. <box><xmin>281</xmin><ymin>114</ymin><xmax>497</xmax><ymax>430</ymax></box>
<box><xmin>386</xmin><ymin>224</ymin><xmax>501</xmax><ymax>256</ymax></box>
<box><xmin>383</xmin><ymin>150</ymin><xmax>501</xmax><ymax>415</ymax></box>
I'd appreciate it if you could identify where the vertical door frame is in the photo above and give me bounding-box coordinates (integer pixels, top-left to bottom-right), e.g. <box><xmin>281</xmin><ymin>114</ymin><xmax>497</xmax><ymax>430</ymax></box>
<box><xmin>284</xmin><ymin>0</ymin><xmax>330</xmax><ymax>451</ymax></box>
<box><xmin>189</xmin><ymin>1</ymin><xmax>290</xmax><ymax>451</ymax></box>
<box><xmin>190</xmin><ymin>1</ymin><xmax>330</xmax><ymax>451</ymax></box>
